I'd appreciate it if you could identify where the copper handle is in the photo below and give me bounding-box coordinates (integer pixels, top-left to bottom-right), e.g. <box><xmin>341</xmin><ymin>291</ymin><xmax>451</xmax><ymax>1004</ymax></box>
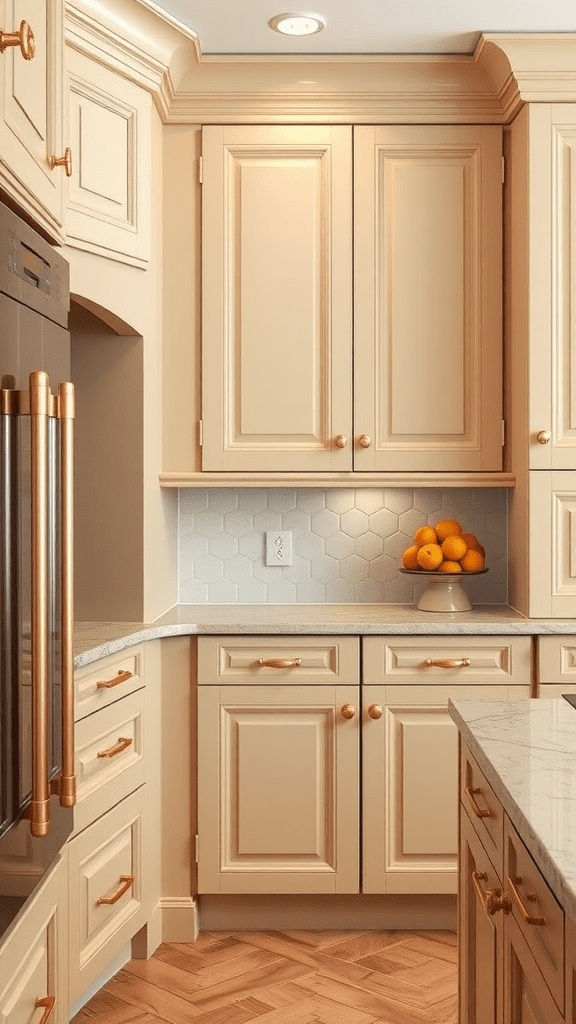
<box><xmin>97</xmin><ymin>736</ymin><xmax>132</xmax><ymax>759</ymax></box>
<box><xmin>424</xmin><ymin>658</ymin><xmax>471</xmax><ymax>668</ymax></box>
<box><xmin>536</xmin><ymin>430</ymin><xmax>551</xmax><ymax>444</ymax></box>
<box><xmin>35</xmin><ymin>997</ymin><xmax>56</xmax><ymax>1024</ymax></box>
<box><xmin>97</xmin><ymin>669</ymin><xmax>133</xmax><ymax>689</ymax></box>
<box><xmin>367</xmin><ymin>704</ymin><xmax>383</xmax><ymax>719</ymax></box>
<box><xmin>257</xmin><ymin>658</ymin><xmax>302</xmax><ymax>668</ymax></box>
<box><xmin>58</xmin><ymin>382</ymin><xmax>76</xmax><ymax>808</ymax></box>
<box><xmin>341</xmin><ymin>704</ymin><xmax>356</xmax><ymax>719</ymax></box>
<box><xmin>96</xmin><ymin>874</ymin><xmax>135</xmax><ymax>905</ymax></box>
<box><xmin>29</xmin><ymin>372</ymin><xmax>51</xmax><ymax>837</ymax></box>
<box><xmin>0</xmin><ymin>20</ymin><xmax>35</xmax><ymax>59</ymax></box>
<box><xmin>334</xmin><ymin>434</ymin><xmax>348</xmax><ymax>448</ymax></box>
<box><xmin>358</xmin><ymin>434</ymin><xmax>372</xmax><ymax>448</ymax></box>
<box><xmin>508</xmin><ymin>875</ymin><xmax>545</xmax><ymax>926</ymax></box>
<box><xmin>472</xmin><ymin>871</ymin><xmax>511</xmax><ymax>916</ymax></box>
<box><xmin>48</xmin><ymin>148</ymin><xmax>72</xmax><ymax>177</ymax></box>
<box><xmin>465</xmin><ymin>785</ymin><xmax>491</xmax><ymax>819</ymax></box>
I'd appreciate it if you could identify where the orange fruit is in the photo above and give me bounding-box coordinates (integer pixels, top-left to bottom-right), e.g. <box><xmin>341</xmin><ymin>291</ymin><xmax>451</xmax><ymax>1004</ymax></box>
<box><xmin>461</xmin><ymin>532</ymin><xmax>479</xmax><ymax>551</ymax></box>
<box><xmin>441</xmin><ymin>535</ymin><xmax>468</xmax><ymax>561</ymax></box>
<box><xmin>402</xmin><ymin>545</ymin><xmax>420</xmax><ymax>569</ymax></box>
<box><xmin>414</xmin><ymin>525</ymin><xmax>437</xmax><ymax>547</ymax></box>
<box><xmin>417</xmin><ymin>543</ymin><xmax>443</xmax><ymax>571</ymax></box>
<box><xmin>438</xmin><ymin>560</ymin><xmax>462</xmax><ymax>573</ymax></box>
<box><xmin>477</xmin><ymin>543</ymin><xmax>486</xmax><ymax>558</ymax></box>
<box><xmin>460</xmin><ymin>549</ymin><xmax>485</xmax><ymax>572</ymax></box>
<box><xmin>435</xmin><ymin>519</ymin><xmax>463</xmax><ymax>542</ymax></box>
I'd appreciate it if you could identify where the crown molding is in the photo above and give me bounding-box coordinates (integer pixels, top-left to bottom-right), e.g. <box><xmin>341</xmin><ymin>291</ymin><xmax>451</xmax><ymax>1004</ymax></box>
<box><xmin>482</xmin><ymin>33</ymin><xmax>576</xmax><ymax>105</ymax></box>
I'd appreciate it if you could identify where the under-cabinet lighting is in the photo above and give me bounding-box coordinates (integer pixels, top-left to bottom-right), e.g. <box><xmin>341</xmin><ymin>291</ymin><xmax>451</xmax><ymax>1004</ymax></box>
<box><xmin>268</xmin><ymin>12</ymin><xmax>325</xmax><ymax>36</ymax></box>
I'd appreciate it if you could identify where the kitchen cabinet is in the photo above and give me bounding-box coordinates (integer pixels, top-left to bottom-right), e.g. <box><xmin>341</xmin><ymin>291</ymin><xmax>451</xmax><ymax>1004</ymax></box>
<box><xmin>0</xmin><ymin>0</ymin><xmax>66</xmax><ymax>243</ymax></box>
<box><xmin>0</xmin><ymin>852</ymin><xmax>68</xmax><ymax>1024</ymax></box>
<box><xmin>538</xmin><ymin>635</ymin><xmax>576</xmax><ymax>694</ymax></box>
<box><xmin>201</xmin><ymin>123</ymin><xmax>503</xmax><ymax>477</ymax></box>
<box><xmin>458</xmin><ymin>739</ymin><xmax>566</xmax><ymax>1024</ymax></box>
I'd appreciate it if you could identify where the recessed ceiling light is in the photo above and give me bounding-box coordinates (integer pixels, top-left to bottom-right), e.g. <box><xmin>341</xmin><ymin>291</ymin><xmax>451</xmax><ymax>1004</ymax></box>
<box><xmin>268</xmin><ymin>12</ymin><xmax>325</xmax><ymax>37</ymax></box>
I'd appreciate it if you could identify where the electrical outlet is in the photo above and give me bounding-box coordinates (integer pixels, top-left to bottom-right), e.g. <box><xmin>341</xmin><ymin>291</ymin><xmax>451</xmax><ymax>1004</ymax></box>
<box><xmin>265</xmin><ymin>531</ymin><xmax>293</xmax><ymax>566</ymax></box>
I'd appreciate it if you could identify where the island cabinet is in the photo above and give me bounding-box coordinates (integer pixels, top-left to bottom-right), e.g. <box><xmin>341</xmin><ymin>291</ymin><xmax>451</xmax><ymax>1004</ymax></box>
<box><xmin>196</xmin><ymin>634</ymin><xmax>530</xmax><ymax>897</ymax></box>
<box><xmin>200</xmin><ymin>123</ymin><xmax>503</xmax><ymax>478</ymax></box>
<box><xmin>459</xmin><ymin>741</ymin><xmax>567</xmax><ymax>1024</ymax></box>
<box><xmin>0</xmin><ymin>0</ymin><xmax>66</xmax><ymax>243</ymax></box>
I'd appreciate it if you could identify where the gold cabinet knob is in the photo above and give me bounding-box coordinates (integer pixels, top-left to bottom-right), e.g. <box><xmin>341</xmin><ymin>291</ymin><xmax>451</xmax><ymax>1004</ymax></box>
<box><xmin>536</xmin><ymin>430</ymin><xmax>551</xmax><ymax>444</ymax></box>
<box><xmin>334</xmin><ymin>434</ymin><xmax>348</xmax><ymax>449</ymax></box>
<box><xmin>341</xmin><ymin>703</ymin><xmax>356</xmax><ymax>719</ymax></box>
<box><xmin>0</xmin><ymin>20</ymin><xmax>35</xmax><ymax>59</ymax></box>
<box><xmin>358</xmin><ymin>434</ymin><xmax>372</xmax><ymax>449</ymax></box>
<box><xmin>48</xmin><ymin>147</ymin><xmax>72</xmax><ymax>177</ymax></box>
<box><xmin>367</xmin><ymin>703</ymin><xmax>383</xmax><ymax>720</ymax></box>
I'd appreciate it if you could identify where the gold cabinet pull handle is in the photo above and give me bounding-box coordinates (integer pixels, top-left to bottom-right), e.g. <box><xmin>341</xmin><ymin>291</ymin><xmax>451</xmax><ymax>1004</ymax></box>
<box><xmin>507</xmin><ymin>875</ymin><xmax>545</xmax><ymax>926</ymax></box>
<box><xmin>536</xmin><ymin>430</ymin><xmax>551</xmax><ymax>444</ymax></box>
<box><xmin>334</xmin><ymin>434</ymin><xmax>348</xmax><ymax>448</ymax></box>
<box><xmin>48</xmin><ymin>147</ymin><xmax>72</xmax><ymax>177</ymax></box>
<box><xmin>465</xmin><ymin>785</ymin><xmax>491</xmax><ymax>819</ymax></box>
<box><xmin>472</xmin><ymin>871</ymin><xmax>511</xmax><ymax>916</ymax></box>
<box><xmin>424</xmin><ymin>658</ymin><xmax>471</xmax><ymax>669</ymax></box>
<box><xmin>97</xmin><ymin>669</ymin><xmax>133</xmax><ymax>689</ymax></box>
<box><xmin>367</xmin><ymin>704</ymin><xmax>383</xmax><ymax>720</ymax></box>
<box><xmin>341</xmin><ymin>704</ymin><xmax>356</xmax><ymax>719</ymax></box>
<box><xmin>97</xmin><ymin>736</ymin><xmax>132</xmax><ymax>759</ymax></box>
<box><xmin>96</xmin><ymin>874</ymin><xmax>135</xmax><ymax>906</ymax></box>
<box><xmin>0</xmin><ymin>20</ymin><xmax>35</xmax><ymax>59</ymax></box>
<box><xmin>358</xmin><ymin>434</ymin><xmax>372</xmax><ymax>448</ymax></box>
<box><xmin>35</xmin><ymin>997</ymin><xmax>56</xmax><ymax>1024</ymax></box>
<box><xmin>257</xmin><ymin>658</ymin><xmax>302</xmax><ymax>668</ymax></box>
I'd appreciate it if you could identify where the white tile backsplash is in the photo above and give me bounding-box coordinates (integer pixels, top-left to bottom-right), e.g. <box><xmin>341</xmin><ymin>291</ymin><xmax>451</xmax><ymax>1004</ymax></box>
<box><xmin>179</xmin><ymin>488</ymin><xmax>508</xmax><ymax>604</ymax></box>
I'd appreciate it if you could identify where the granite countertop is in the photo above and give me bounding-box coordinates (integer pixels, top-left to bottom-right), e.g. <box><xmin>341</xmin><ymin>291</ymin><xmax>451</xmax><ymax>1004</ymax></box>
<box><xmin>74</xmin><ymin>602</ymin><xmax>576</xmax><ymax>668</ymax></box>
<box><xmin>449</xmin><ymin>697</ymin><xmax>576</xmax><ymax>921</ymax></box>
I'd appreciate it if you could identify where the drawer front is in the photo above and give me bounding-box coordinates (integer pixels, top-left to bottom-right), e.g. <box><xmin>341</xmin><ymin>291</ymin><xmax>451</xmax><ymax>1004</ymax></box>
<box><xmin>75</xmin><ymin>646</ymin><xmax>145</xmax><ymax>721</ymax></box>
<box><xmin>538</xmin><ymin>636</ymin><xmax>576</xmax><ymax>686</ymax></box>
<box><xmin>197</xmin><ymin>636</ymin><xmax>359</xmax><ymax>684</ymax></box>
<box><xmin>460</xmin><ymin>742</ymin><xmax>504</xmax><ymax>879</ymax></box>
<box><xmin>504</xmin><ymin>816</ymin><xmax>565</xmax><ymax>1013</ymax></box>
<box><xmin>73</xmin><ymin>689</ymin><xmax>145</xmax><ymax>835</ymax></box>
<box><xmin>68</xmin><ymin>787</ymin><xmax>146</xmax><ymax>1006</ymax></box>
<box><xmin>363</xmin><ymin>636</ymin><xmax>532</xmax><ymax>686</ymax></box>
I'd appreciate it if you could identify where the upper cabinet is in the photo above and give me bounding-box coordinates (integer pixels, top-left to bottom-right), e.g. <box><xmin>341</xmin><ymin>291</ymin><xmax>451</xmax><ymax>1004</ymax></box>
<box><xmin>0</xmin><ymin>0</ymin><xmax>66</xmax><ymax>242</ymax></box>
<box><xmin>201</xmin><ymin>123</ymin><xmax>503</xmax><ymax>479</ymax></box>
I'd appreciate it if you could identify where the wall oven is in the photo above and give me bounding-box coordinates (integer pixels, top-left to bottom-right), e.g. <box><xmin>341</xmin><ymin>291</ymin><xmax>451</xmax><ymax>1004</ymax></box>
<box><xmin>0</xmin><ymin>202</ymin><xmax>75</xmax><ymax>943</ymax></box>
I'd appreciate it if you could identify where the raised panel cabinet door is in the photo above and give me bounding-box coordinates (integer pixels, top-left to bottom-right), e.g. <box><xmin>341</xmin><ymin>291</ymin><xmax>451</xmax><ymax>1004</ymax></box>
<box><xmin>527</xmin><ymin>105</ymin><xmax>576</xmax><ymax>470</ymax></box>
<box><xmin>354</xmin><ymin>125</ymin><xmax>503</xmax><ymax>471</ymax></box>
<box><xmin>201</xmin><ymin>125</ymin><xmax>353</xmax><ymax>471</ymax></box>
<box><xmin>0</xmin><ymin>0</ymin><xmax>65</xmax><ymax>241</ymax></box>
<box><xmin>197</xmin><ymin>684</ymin><xmax>359</xmax><ymax>893</ymax></box>
<box><xmin>504</xmin><ymin>913</ymin><xmax>564</xmax><ymax>1024</ymax></box>
<box><xmin>529</xmin><ymin>470</ymin><xmax>576</xmax><ymax>617</ymax></box>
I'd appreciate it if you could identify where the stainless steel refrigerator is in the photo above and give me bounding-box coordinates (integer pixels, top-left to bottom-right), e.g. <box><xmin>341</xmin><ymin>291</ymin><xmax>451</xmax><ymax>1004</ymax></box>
<box><xmin>0</xmin><ymin>202</ymin><xmax>75</xmax><ymax>942</ymax></box>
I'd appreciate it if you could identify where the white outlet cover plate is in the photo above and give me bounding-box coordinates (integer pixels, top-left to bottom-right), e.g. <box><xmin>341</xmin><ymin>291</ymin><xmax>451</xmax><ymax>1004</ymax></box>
<box><xmin>265</xmin><ymin>531</ymin><xmax>293</xmax><ymax>566</ymax></box>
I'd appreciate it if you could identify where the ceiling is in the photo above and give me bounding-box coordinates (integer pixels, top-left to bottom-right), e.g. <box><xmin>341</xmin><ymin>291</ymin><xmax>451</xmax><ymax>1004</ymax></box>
<box><xmin>150</xmin><ymin>0</ymin><xmax>576</xmax><ymax>56</ymax></box>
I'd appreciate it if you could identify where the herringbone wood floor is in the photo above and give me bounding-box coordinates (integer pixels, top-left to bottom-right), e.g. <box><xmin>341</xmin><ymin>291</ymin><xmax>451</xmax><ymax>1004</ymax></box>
<box><xmin>71</xmin><ymin>928</ymin><xmax>458</xmax><ymax>1024</ymax></box>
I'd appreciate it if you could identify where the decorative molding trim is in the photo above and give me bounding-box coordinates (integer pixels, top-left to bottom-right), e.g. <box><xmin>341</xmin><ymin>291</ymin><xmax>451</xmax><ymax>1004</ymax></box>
<box><xmin>160</xmin><ymin>471</ymin><xmax>516</xmax><ymax>489</ymax></box>
<box><xmin>160</xmin><ymin>896</ymin><xmax>199</xmax><ymax>943</ymax></box>
<box><xmin>482</xmin><ymin>33</ymin><xmax>576</xmax><ymax>105</ymax></box>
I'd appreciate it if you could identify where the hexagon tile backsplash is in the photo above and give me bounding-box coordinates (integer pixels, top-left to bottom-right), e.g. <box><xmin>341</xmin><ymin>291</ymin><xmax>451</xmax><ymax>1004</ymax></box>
<box><xmin>179</xmin><ymin>488</ymin><xmax>507</xmax><ymax>604</ymax></box>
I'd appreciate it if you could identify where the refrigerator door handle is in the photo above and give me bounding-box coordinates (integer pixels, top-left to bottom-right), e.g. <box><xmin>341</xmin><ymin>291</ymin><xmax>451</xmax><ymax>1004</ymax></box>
<box><xmin>57</xmin><ymin>381</ymin><xmax>76</xmax><ymax>808</ymax></box>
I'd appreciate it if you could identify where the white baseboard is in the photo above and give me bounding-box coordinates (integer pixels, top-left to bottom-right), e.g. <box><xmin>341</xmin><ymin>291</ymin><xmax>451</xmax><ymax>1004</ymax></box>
<box><xmin>197</xmin><ymin>893</ymin><xmax>457</xmax><ymax>932</ymax></box>
<box><xmin>161</xmin><ymin>896</ymin><xmax>199</xmax><ymax>942</ymax></box>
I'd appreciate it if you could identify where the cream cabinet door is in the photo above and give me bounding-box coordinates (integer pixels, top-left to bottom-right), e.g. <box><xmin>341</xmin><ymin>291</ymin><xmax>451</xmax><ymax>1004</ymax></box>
<box><xmin>0</xmin><ymin>0</ymin><xmax>65</xmax><ymax>242</ymax></box>
<box><xmin>197</xmin><ymin>684</ymin><xmax>359</xmax><ymax>893</ymax></box>
<box><xmin>201</xmin><ymin>125</ymin><xmax>353</xmax><ymax>472</ymax></box>
<box><xmin>362</xmin><ymin>683</ymin><xmax>527</xmax><ymax>895</ymax></box>
<box><xmin>354</xmin><ymin>125</ymin><xmax>503</xmax><ymax>472</ymax></box>
<box><xmin>529</xmin><ymin>470</ymin><xmax>576</xmax><ymax>617</ymax></box>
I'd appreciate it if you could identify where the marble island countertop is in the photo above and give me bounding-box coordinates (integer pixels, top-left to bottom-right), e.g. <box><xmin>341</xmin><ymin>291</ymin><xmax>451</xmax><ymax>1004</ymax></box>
<box><xmin>74</xmin><ymin>602</ymin><xmax>576</xmax><ymax>667</ymax></box>
<box><xmin>449</xmin><ymin>697</ymin><xmax>576</xmax><ymax>922</ymax></box>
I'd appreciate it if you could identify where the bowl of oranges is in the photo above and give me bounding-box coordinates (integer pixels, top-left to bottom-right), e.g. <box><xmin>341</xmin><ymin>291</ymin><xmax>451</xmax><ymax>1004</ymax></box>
<box><xmin>400</xmin><ymin>519</ymin><xmax>487</xmax><ymax>612</ymax></box>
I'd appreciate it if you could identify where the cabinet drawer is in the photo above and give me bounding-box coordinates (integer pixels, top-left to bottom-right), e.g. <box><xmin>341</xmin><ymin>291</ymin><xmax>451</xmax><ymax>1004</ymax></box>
<box><xmin>68</xmin><ymin>787</ymin><xmax>146</xmax><ymax>1007</ymax></box>
<box><xmin>504</xmin><ymin>816</ymin><xmax>564</xmax><ymax>1013</ymax></box>
<box><xmin>538</xmin><ymin>636</ymin><xmax>576</xmax><ymax>685</ymax></box>
<box><xmin>460</xmin><ymin>743</ymin><xmax>504</xmax><ymax>878</ymax></box>
<box><xmin>363</xmin><ymin>636</ymin><xmax>532</xmax><ymax>686</ymax></box>
<box><xmin>197</xmin><ymin>636</ymin><xmax>359</xmax><ymax>684</ymax></box>
<box><xmin>73</xmin><ymin>689</ymin><xmax>145</xmax><ymax>835</ymax></box>
<box><xmin>75</xmin><ymin>646</ymin><xmax>145</xmax><ymax>721</ymax></box>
